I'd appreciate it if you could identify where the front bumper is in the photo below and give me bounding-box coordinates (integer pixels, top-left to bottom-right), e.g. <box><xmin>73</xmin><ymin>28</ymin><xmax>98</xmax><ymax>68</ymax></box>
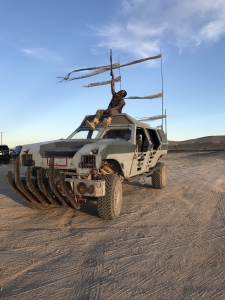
<box><xmin>65</xmin><ymin>178</ymin><xmax>105</xmax><ymax>197</ymax></box>
<box><xmin>6</xmin><ymin>157</ymin><xmax>105</xmax><ymax>211</ymax></box>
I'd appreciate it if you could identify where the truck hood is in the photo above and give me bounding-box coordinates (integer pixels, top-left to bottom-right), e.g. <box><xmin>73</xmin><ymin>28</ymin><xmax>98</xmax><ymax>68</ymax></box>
<box><xmin>22</xmin><ymin>138</ymin><xmax>135</xmax><ymax>158</ymax></box>
<box><xmin>40</xmin><ymin>139</ymin><xmax>102</xmax><ymax>158</ymax></box>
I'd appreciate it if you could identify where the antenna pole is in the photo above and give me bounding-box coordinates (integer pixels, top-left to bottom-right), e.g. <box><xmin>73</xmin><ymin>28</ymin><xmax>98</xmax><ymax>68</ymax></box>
<box><xmin>1</xmin><ymin>132</ymin><xmax>3</xmax><ymax>144</ymax></box>
<box><xmin>160</xmin><ymin>49</ymin><xmax>164</xmax><ymax>129</ymax></box>
<box><xmin>118</xmin><ymin>56</ymin><xmax>121</xmax><ymax>90</ymax></box>
<box><xmin>110</xmin><ymin>49</ymin><xmax>112</xmax><ymax>74</ymax></box>
<box><xmin>165</xmin><ymin>109</ymin><xmax>167</xmax><ymax>138</ymax></box>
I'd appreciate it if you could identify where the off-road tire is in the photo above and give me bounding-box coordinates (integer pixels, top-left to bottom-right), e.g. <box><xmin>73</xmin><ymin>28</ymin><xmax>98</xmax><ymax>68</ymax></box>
<box><xmin>97</xmin><ymin>174</ymin><xmax>122</xmax><ymax>220</ymax></box>
<box><xmin>152</xmin><ymin>162</ymin><xmax>167</xmax><ymax>189</ymax></box>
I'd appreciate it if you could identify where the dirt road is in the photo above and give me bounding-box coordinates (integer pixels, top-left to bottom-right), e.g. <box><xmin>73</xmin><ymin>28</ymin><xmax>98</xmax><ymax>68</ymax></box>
<box><xmin>0</xmin><ymin>152</ymin><xmax>225</xmax><ymax>300</ymax></box>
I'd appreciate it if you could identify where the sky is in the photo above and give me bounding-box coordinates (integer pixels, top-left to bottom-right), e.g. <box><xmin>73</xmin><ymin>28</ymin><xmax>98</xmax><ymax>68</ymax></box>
<box><xmin>1</xmin><ymin>0</ymin><xmax>225</xmax><ymax>148</ymax></box>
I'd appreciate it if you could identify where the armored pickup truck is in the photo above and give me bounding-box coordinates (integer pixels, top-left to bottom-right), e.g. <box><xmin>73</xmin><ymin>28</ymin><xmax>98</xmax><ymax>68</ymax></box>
<box><xmin>7</xmin><ymin>113</ymin><xmax>168</xmax><ymax>220</ymax></box>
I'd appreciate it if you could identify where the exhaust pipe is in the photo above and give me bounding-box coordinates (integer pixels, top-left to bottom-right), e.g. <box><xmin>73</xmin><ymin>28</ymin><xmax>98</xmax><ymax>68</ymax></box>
<box><xmin>6</xmin><ymin>156</ymin><xmax>80</xmax><ymax>211</ymax></box>
<box><xmin>36</xmin><ymin>168</ymin><xmax>59</xmax><ymax>206</ymax></box>
<box><xmin>59</xmin><ymin>173</ymin><xmax>80</xmax><ymax>209</ymax></box>
<box><xmin>6</xmin><ymin>171</ymin><xmax>31</xmax><ymax>205</ymax></box>
<box><xmin>11</xmin><ymin>157</ymin><xmax>40</xmax><ymax>205</ymax></box>
<box><xmin>25</xmin><ymin>168</ymin><xmax>49</xmax><ymax>207</ymax></box>
<box><xmin>48</xmin><ymin>157</ymin><xmax>70</xmax><ymax>207</ymax></box>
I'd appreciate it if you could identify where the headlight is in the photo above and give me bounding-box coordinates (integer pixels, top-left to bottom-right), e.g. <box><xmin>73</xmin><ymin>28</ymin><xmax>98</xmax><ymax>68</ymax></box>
<box><xmin>91</xmin><ymin>148</ymin><xmax>99</xmax><ymax>154</ymax></box>
<box><xmin>22</xmin><ymin>148</ymin><xmax>30</xmax><ymax>154</ymax></box>
<box><xmin>87</xmin><ymin>185</ymin><xmax>94</xmax><ymax>194</ymax></box>
<box><xmin>56</xmin><ymin>181</ymin><xmax>62</xmax><ymax>191</ymax></box>
<box><xmin>77</xmin><ymin>182</ymin><xmax>87</xmax><ymax>194</ymax></box>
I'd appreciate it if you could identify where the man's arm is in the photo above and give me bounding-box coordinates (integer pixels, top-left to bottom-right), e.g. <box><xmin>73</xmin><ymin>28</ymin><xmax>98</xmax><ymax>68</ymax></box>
<box><xmin>110</xmin><ymin>71</ymin><xmax>115</xmax><ymax>95</ymax></box>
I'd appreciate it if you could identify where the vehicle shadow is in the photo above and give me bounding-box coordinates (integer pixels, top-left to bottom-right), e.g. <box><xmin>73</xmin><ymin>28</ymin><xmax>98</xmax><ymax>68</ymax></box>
<box><xmin>123</xmin><ymin>180</ymin><xmax>154</xmax><ymax>189</ymax></box>
<box><xmin>2</xmin><ymin>189</ymin><xmax>29</xmax><ymax>208</ymax></box>
<box><xmin>2</xmin><ymin>179</ymin><xmax>153</xmax><ymax>218</ymax></box>
<box><xmin>3</xmin><ymin>186</ymin><xmax>100</xmax><ymax>217</ymax></box>
<box><xmin>79</xmin><ymin>200</ymin><xmax>99</xmax><ymax>217</ymax></box>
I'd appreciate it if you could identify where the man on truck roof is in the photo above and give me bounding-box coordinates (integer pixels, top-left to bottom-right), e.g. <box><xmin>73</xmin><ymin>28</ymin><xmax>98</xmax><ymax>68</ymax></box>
<box><xmin>86</xmin><ymin>70</ymin><xmax>127</xmax><ymax>130</ymax></box>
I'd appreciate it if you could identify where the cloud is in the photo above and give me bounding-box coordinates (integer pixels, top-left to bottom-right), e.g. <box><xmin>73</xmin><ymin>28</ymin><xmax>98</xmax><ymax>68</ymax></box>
<box><xmin>0</xmin><ymin>37</ymin><xmax>61</xmax><ymax>63</ymax></box>
<box><xmin>92</xmin><ymin>0</ymin><xmax>225</xmax><ymax>57</ymax></box>
<box><xmin>196</xmin><ymin>20</ymin><xmax>225</xmax><ymax>45</ymax></box>
<box><xmin>21</xmin><ymin>47</ymin><xmax>61</xmax><ymax>62</ymax></box>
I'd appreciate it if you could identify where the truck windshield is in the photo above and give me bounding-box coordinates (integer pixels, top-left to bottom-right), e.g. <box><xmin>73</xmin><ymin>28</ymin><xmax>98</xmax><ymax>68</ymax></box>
<box><xmin>72</xmin><ymin>129</ymin><xmax>99</xmax><ymax>139</ymax></box>
<box><xmin>102</xmin><ymin>129</ymin><xmax>131</xmax><ymax>141</ymax></box>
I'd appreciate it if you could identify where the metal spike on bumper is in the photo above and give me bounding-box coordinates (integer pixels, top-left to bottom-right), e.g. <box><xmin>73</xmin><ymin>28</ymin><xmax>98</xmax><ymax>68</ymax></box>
<box><xmin>6</xmin><ymin>171</ymin><xmax>31</xmax><ymax>205</ymax></box>
<box><xmin>60</xmin><ymin>173</ymin><xmax>80</xmax><ymax>209</ymax></box>
<box><xmin>48</xmin><ymin>157</ymin><xmax>70</xmax><ymax>207</ymax></box>
<box><xmin>37</xmin><ymin>168</ymin><xmax>59</xmax><ymax>206</ymax></box>
<box><xmin>13</xmin><ymin>156</ymin><xmax>39</xmax><ymax>205</ymax></box>
<box><xmin>25</xmin><ymin>168</ymin><xmax>49</xmax><ymax>207</ymax></box>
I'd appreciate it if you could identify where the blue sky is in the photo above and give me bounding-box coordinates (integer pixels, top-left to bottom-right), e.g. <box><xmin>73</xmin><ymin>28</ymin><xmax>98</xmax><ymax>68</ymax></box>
<box><xmin>1</xmin><ymin>0</ymin><xmax>225</xmax><ymax>147</ymax></box>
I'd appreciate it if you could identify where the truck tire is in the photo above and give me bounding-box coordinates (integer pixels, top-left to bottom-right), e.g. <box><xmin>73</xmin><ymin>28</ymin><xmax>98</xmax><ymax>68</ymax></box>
<box><xmin>98</xmin><ymin>174</ymin><xmax>122</xmax><ymax>220</ymax></box>
<box><xmin>152</xmin><ymin>162</ymin><xmax>167</xmax><ymax>189</ymax></box>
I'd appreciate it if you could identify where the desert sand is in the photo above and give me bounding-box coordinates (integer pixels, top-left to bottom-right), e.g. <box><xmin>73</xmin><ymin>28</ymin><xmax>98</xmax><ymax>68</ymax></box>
<box><xmin>0</xmin><ymin>151</ymin><xmax>225</xmax><ymax>299</ymax></box>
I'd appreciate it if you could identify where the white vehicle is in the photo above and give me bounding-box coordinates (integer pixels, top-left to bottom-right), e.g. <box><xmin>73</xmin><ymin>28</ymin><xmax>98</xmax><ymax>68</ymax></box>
<box><xmin>7</xmin><ymin>113</ymin><xmax>168</xmax><ymax>220</ymax></box>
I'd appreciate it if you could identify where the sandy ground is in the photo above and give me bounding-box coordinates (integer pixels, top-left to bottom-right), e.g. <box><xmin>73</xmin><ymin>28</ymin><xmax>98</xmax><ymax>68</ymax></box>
<box><xmin>0</xmin><ymin>152</ymin><xmax>225</xmax><ymax>300</ymax></box>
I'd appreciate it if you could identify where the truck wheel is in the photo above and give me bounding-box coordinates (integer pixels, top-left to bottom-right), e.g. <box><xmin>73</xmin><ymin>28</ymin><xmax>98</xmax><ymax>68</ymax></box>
<box><xmin>152</xmin><ymin>162</ymin><xmax>167</xmax><ymax>189</ymax></box>
<box><xmin>98</xmin><ymin>174</ymin><xmax>122</xmax><ymax>220</ymax></box>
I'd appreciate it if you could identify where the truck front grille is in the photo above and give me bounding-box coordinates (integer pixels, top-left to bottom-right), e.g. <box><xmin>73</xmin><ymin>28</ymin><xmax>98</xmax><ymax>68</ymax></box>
<box><xmin>80</xmin><ymin>155</ymin><xmax>96</xmax><ymax>168</ymax></box>
<box><xmin>22</xmin><ymin>154</ymin><xmax>34</xmax><ymax>166</ymax></box>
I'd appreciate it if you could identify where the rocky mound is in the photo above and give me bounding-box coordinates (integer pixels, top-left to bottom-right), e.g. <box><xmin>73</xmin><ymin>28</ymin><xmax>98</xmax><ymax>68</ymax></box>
<box><xmin>168</xmin><ymin>135</ymin><xmax>225</xmax><ymax>151</ymax></box>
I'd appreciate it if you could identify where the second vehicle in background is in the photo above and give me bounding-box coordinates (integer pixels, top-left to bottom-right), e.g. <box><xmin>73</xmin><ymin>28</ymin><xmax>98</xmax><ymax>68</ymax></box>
<box><xmin>10</xmin><ymin>145</ymin><xmax>22</xmax><ymax>160</ymax></box>
<box><xmin>0</xmin><ymin>145</ymin><xmax>11</xmax><ymax>164</ymax></box>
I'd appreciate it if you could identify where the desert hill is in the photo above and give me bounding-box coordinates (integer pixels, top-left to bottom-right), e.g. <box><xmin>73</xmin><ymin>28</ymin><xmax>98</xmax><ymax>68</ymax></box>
<box><xmin>168</xmin><ymin>135</ymin><xmax>225</xmax><ymax>151</ymax></box>
<box><xmin>169</xmin><ymin>135</ymin><xmax>225</xmax><ymax>144</ymax></box>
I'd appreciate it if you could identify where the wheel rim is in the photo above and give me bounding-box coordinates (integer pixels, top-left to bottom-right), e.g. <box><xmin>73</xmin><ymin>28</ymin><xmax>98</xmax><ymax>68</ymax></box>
<box><xmin>114</xmin><ymin>182</ymin><xmax>121</xmax><ymax>212</ymax></box>
<box><xmin>161</xmin><ymin>166</ymin><xmax>167</xmax><ymax>185</ymax></box>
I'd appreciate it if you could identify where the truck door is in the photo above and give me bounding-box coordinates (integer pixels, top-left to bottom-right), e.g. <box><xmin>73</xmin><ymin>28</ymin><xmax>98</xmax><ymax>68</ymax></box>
<box><xmin>130</xmin><ymin>127</ymin><xmax>151</xmax><ymax>176</ymax></box>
